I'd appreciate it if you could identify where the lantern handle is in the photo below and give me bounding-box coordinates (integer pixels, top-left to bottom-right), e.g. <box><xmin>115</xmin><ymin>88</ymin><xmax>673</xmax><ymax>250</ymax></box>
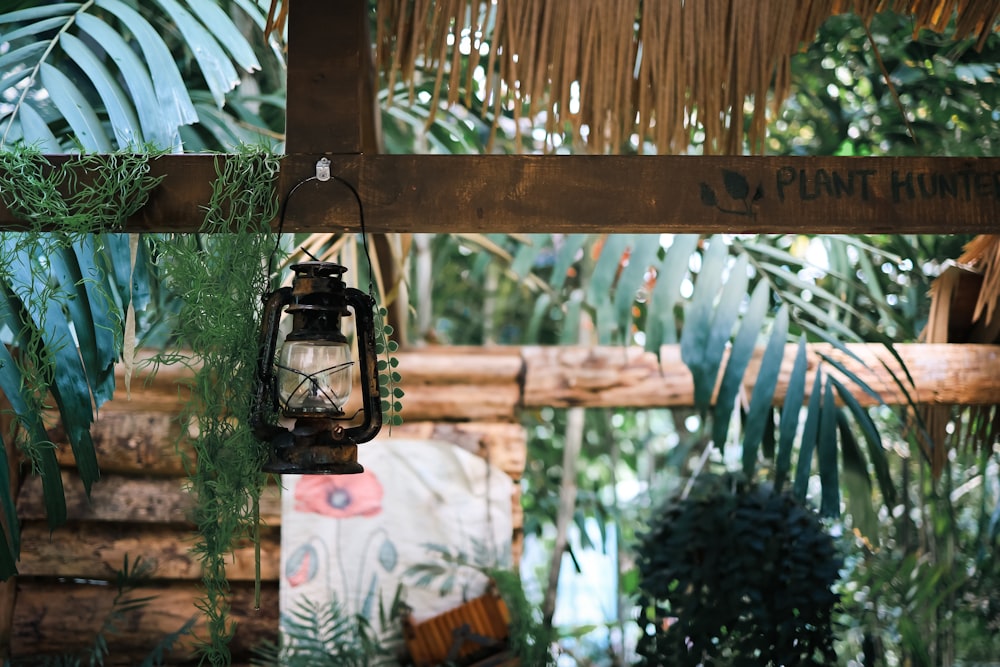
<box><xmin>251</xmin><ymin>285</ymin><xmax>294</xmax><ymax>439</ymax></box>
<box><xmin>340</xmin><ymin>287</ymin><xmax>382</xmax><ymax>444</ymax></box>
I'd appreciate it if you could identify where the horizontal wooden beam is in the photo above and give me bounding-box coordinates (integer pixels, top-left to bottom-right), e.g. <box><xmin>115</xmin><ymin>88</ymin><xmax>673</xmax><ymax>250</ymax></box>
<box><xmin>2</xmin><ymin>155</ymin><xmax>1000</xmax><ymax>234</ymax></box>
<box><xmin>523</xmin><ymin>343</ymin><xmax>1000</xmax><ymax>409</ymax></box>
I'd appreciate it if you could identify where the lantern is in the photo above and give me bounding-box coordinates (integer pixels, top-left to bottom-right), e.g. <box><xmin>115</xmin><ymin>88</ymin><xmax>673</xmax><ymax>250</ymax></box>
<box><xmin>252</xmin><ymin>261</ymin><xmax>382</xmax><ymax>474</ymax></box>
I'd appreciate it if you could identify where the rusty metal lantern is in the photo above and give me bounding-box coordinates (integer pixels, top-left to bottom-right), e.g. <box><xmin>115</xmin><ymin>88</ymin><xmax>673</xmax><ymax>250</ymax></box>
<box><xmin>252</xmin><ymin>261</ymin><xmax>381</xmax><ymax>474</ymax></box>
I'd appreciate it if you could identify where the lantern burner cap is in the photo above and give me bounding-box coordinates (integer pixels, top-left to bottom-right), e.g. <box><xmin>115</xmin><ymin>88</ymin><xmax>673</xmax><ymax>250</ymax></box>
<box><xmin>290</xmin><ymin>262</ymin><xmax>348</xmax><ymax>279</ymax></box>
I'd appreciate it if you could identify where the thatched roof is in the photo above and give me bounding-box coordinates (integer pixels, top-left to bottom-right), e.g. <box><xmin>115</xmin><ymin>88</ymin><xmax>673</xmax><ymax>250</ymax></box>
<box><xmin>268</xmin><ymin>1</ymin><xmax>1000</xmax><ymax>153</ymax></box>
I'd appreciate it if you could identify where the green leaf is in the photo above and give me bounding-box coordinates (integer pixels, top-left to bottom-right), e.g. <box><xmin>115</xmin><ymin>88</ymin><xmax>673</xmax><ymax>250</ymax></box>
<box><xmin>183</xmin><ymin>0</ymin><xmax>261</xmax><ymax>73</ymax></box>
<box><xmin>774</xmin><ymin>335</ymin><xmax>808</xmax><ymax>492</ymax></box>
<box><xmin>587</xmin><ymin>234</ymin><xmax>630</xmax><ymax>305</ymax></box>
<box><xmin>0</xmin><ymin>15</ymin><xmax>67</xmax><ymax>43</ymax></box>
<box><xmin>680</xmin><ymin>235</ymin><xmax>728</xmax><ymax>410</ymax></box>
<box><xmin>151</xmin><ymin>0</ymin><xmax>240</xmax><ymax>108</ymax></box>
<box><xmin>711</xmin><ymin>280</ymin><xmax>770</xmax><ymax>447</ymax></box>
<box><xmin>614</xmin><ymin>235</ymin><xmax>659</xmax><ymax>336</ymax></box>
<box><xmin>647</xmin><ymin>234</ymin><xmax>700</xmax><ymax>351</ymax></box>
<box><xmin>794</xmin><ymin>367</ymin><xmax>825</xmax><ymax>501</ymax></box>
<box><xmin>0</xmin><ymin>42</ymin><xmax>46</xmax><ymax>75</ymax></box>
<box><xmin>39</xmin><ymin>63</ymin><xmax>111</xmax><ymax>152</ymax></box>
<box><xmin>16</xmin><ymin>102</ymin><xmax>59</xmax><ymax>151</ymax></box>
<box><xmin>510</xmin><ymin>234</ymin><xmax>546</xmax><ymax>279</ymax></box>
<box><xmin>818</xmin><ymin>378</ymin><xmax>840</xmax><ymax>517</ymax></box>
<box><xmin>831</xmin><ymin>376</ymin><xmax>896</xmax><ymax>507</ymax></box>
<box><xmin>741</xmin><ymin>304</ymin><xmax>788</xmax><ymax>477</ymax></box>
<box><xmin>838</xmin><ymin>410</ymin><xmax>879</xmax><ymax>544</ymax></box>
<box><xmin>59</xmin><ymin>32</ymin><xmax>142</xmax><ymax>148</ymax></box>
<box><xmin>698</xmin><ymin>253</ymin><xmax>749</xmax><ymax>406</ymax></box>
<box><xmin>75</xmin><ymin>13</ymin><xmax>171</xmax><ymax>148</ymax></box>
<box><xmin>550</xmin><ymin>234</ymin><xmax>588</xmax><ymax>291</ymax></box>
<box><xmin>96</xmin><ymin>0</ymin><xmax>197</xmax><ymax>134</ymax></box>
<box><xmin>0</xmin><ymin>3</ymin><xmax>79</xmax><ymax>23</ymax></box>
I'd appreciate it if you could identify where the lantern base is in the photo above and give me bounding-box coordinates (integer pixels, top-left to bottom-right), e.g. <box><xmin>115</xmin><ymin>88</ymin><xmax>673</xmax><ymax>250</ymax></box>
<box><xmin>262</xmin><ymin>418</ymin><xmax>364</xmax><ymax>474</ymax></box>
<box><xmin>263</xmin><ymin>441</ymin><xmax>363</xmax><ymax>475</ymax></box>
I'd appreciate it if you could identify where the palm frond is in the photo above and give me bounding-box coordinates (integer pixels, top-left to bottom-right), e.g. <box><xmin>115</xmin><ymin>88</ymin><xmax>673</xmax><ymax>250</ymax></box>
<box><xmin>0</xmin><ymin>0</ymin><xmax>280</xmax><ymax>151</ymax></box>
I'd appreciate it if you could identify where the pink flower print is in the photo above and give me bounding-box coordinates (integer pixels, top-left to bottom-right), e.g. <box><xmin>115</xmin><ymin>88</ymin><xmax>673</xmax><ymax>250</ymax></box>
<box><xmin>294</xmin><ymin>470</ymin><xmax>384</xmax><ymax>519</ymax></box>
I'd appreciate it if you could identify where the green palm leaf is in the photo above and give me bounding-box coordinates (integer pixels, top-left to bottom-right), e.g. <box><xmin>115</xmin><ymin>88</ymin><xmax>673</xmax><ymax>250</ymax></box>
<box><xmin>1</xmin><ymin>0</ymin><xmax>281</xmax><ymax>151</ymax></box>
<box><xmin>741</xmin><ymin>304</ymin><xmax>789</xmax><ymax>477</ymax></box>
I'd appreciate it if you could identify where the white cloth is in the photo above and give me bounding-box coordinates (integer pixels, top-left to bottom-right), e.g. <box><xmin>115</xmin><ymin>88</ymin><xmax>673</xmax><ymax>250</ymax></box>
<box><xmin>280</xmin><ymin>438</ymin><xmax>514</xmax><ymax>625</ymax></box>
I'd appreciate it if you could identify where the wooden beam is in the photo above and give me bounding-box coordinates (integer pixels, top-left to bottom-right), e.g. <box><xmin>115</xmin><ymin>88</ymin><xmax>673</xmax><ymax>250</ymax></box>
<box><xmin>522</xmin><ymin>343</ymin><xmax>1000</xmax><ymax>409</ymax></box>
<box><xmin>3</xmin><ymin>155</ymin><xmax>1000</xmax><ymax>234</ymax></box>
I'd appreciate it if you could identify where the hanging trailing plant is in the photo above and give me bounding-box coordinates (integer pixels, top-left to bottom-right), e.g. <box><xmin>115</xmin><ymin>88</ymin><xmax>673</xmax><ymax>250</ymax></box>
<box><xmin>149</xmin><ymin>145</ymin><xmax>279</xmax><ymax>664</ymax></box>
<box><xmin>0</xmin><ymin>144</ymin><xmax>163</xmax><ymax>579</ymax></box>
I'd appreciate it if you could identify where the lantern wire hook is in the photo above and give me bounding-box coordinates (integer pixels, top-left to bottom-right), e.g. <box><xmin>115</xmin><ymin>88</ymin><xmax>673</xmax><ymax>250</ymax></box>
<box><xmin>267</xmin><ymin>157</ymin><xmax>376</xmax><ymax>298</ymax></box>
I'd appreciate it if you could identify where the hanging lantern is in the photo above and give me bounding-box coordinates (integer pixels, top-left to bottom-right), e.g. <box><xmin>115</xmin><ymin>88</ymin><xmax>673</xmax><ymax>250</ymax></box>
<box><xmin>252</xmin><ymin>261</ymin><xmax>381</xmax><ymax>474</ymax></box>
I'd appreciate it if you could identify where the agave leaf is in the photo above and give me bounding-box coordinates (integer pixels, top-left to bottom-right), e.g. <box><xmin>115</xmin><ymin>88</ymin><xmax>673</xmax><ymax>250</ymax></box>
<box><xmin>680</xmin><ymin>235</ymin><xmax>728</xmax><ymax>410</ymax></box>
<box><xmin>831</xmin><ymin>376</ymin><xmax>896</xmax><ymax>506</ymax></box>
<box><xmin>711</xmin><ymin>280</ymin><xmax>770</xmax><ymax>446</ymax></box>
<box><xmin>59</xmin><ymin>32</ymin><xmax>142</xmax><ymax>148</ymax></box>
<box><xmin>775</xmin><ymin>334</ymin><xmax>808</xmax><ymax>492</ymax></box>
<box><xmin>151</xmin><ymin>0</ymin><xmax>240</xmax><ymax>108</ymax></box>
<box><xmin>818</xmin><ymin>378</ymin><xmax>840</xmax><ymax>517</ymax></box>
<box><xmin>794</xmin><ymin>367</ymin><xmax>825</xmax><ymax>501</ymax></box>
<box><xmin>39</xmin><ymin>63</ymin><xmax>110</xmax><ymax>152</ymax></box>
<box><xmin>96</xmin><ymin>0</ymin><xmax>197</xmax><ymax>134</ymax></box>
<box><xmin>741</xmin><ymin>304</ymin><xmax>789</xmax><ymax>477</ymax></box>
<box><xmin>75</xmin><ymin>13</ymin><xmax>171</xmax><ymax>148</ymax></box>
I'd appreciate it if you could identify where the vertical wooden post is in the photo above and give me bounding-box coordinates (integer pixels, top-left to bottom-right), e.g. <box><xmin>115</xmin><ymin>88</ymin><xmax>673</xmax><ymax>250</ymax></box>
<box><xmin>284</xmin><ymin>0</ymin><xmax>370</xmax><ymax>155</ymax></box>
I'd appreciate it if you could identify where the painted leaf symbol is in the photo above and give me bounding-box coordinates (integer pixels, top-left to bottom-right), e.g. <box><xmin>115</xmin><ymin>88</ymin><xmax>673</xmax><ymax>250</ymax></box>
<box><xmin>723</xmin><ymin>169</ymin><xmax>750</xmax><ymax>200</ymax></box>
<box><xmin>379</xmin><ymin>537</ymin><xmax>398</xmax><ymax>571</ymax></box>
<box><xmin>699</xmin><ymin>183</ymin><xmax>718</xmax><ymax>206</ymax></box>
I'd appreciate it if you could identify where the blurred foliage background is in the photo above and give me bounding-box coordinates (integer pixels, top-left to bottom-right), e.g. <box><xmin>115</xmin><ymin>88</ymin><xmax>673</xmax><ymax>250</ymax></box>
<box><xmin>1</xmin><ymin>2</ymin><xmax>999</xmax><ymax>665</ymax></box>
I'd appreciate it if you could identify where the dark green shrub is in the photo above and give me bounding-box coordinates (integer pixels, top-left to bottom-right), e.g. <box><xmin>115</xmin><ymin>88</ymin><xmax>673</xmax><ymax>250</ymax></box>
<box><xmin>636</xmin><ymin>473</ymin><xmax>842</xmax><ymax>666</ymax></box>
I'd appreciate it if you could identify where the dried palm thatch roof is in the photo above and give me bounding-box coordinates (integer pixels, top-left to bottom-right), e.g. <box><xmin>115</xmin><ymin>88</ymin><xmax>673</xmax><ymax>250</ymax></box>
<box><xmin>922</xmin><ymin>234</ymin><xmax>1000</xmax><ymax>476</ymax></box>
<box><xmin>267</xmin><ymin>0</ymin><xmax>1000</xmax><ymax>154</ymax></box>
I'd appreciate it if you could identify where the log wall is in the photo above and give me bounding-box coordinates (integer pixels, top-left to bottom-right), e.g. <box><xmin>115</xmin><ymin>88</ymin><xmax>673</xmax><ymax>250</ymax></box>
<box><xmin>6</xmin><ymin>348</ymin><xmax>527</xmax><ymax>665</ymax></box>
<box><xmin>3</xmin><ymin>342</ymin><xmax>998</xmax><ymax>663</ymax></box>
